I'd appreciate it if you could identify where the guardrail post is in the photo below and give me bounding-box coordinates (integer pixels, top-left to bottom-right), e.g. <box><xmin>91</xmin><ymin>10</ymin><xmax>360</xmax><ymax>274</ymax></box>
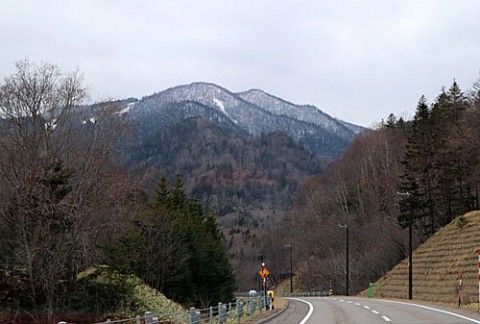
<box><xmin>218</xmin><ymin>302</ymin><xmax>226</xmax><ymax>324</ymax></box>
<box><xmin>236</xmin><ymin>299</ymin><xmax>243</xmax><ymax>323</ymax></box>
<box><xmin>249</xmin><ymin>299</ymin><xmax>255</xmax><ymax>320</ymax></box>
<box><xmin>190</xmin><ymin>307</ymin><xmax>199</xmax><ymax>324</ymax></box>
<box><xmin>209</xmin><ymin>306</ymin><xmax>213</xmax><ymax>324</ymax></box>
<box><xmin>145</xmin><ymin>311</ymin><xmax>159</xmax><ymax>324</ymax></box>
<box><xmin>135</xmin><ymin>315</ymin><xmax>140</xmax><ymax>324</ymax></box>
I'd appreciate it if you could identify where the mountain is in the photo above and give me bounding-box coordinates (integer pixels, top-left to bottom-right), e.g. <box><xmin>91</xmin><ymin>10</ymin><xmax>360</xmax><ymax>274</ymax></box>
<box><xmin>125</xmin><ymin>82</ymin><xmax>362</xmax><ymax>158</ymax></box>
<box><xmin>112</xmin><ymin>82</ymin><xmax>364</xmax><ymax>227</ymax></box>
<box><xmin>74</xmin><ymin>82</ymin><xmax>363</xmax><ymax>289</ymax></box>
<box><xmin>127</xmin><ymin>116</ymin><xmax>327</xmax><ymax>227</ymax></box>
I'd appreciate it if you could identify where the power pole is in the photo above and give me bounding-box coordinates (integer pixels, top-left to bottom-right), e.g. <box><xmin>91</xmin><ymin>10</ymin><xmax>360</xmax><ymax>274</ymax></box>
<box><xmin>338</xmin><ymin>224</ymin><xmax>349</xmax><ymax>296</ymax></box>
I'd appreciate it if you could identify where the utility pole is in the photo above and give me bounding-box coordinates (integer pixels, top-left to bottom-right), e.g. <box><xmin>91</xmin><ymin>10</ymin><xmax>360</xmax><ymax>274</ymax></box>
<box><xmin>397</xmin><ymin>192</ymin><xmax>413</xmax><ymax>300</ymax></box>
<box><xmin>285</xmin><ymin>244</ymin><xmax>293</xmax><ymax>293</ymax></box>
<box><xmin>338</xmin><ymin>224</ymin><xmax>349</xmax><ymax>296</ymax></box>
<box><xmin>408</xmin><ymin>201</ymin><xmax>413</xmax><ymax>300</ymax></box>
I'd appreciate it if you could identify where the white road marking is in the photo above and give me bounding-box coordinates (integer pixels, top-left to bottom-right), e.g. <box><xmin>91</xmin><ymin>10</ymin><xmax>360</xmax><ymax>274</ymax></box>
<box><xmin>287</xmin><ymin>298</ymin><xmax>314</xmax><ymax>324</ymax></box>
<box><xmin>347</xmin><ymin>301</ymin><xmax>352</xmax><ymax>304</ymax></box>
<box><xmin>376</xmin><ymin>299</ymin><xmax>480</xmax><ymax>324</ymax></box>
<box><xmin>339</xmin><ymin>299</ymin><xmax>344</xmax><ymax>302</ymax></box>
<box><xmin>382</xmin><ymin>315</ymin><xmax>392</xmax><ymax>322</ymax></box>
<box><xmin>355</xmin><ymin>303</ymin><xmax>361</xmax><ymax>306</ymax></box>
<box><xmin>372</xmin><ymin>310</ymin><xmax>379</xmax><ymax>314</ymax></box>
<box><xmin>363</xmin><ymin>305</ymin><xmax>370</xmax><ymax>309</ymax></box>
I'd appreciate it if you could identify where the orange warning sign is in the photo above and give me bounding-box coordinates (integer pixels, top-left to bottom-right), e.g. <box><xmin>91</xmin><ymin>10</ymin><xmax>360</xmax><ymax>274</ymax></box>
<box><xmin>259</xmin><ymin>267</ymin><xmax>270</xmax><ymax>278</ymax></box>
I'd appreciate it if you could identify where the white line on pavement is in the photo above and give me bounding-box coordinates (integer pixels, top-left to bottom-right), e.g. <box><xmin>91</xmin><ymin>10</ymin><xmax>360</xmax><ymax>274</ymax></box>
<box><xmin>372</xmin><ymin>310</ymin><xmax>379</xmax><ymax>314</ymax></box>
<box><xmin>363</xmin><ymin>305</ymin><xmax>370</xmax><ymax>309</ymax></box>
<box><xmin>382</xmin><ymin>315</ymin><xmax>392</xmax><ymax>322</ymax></box>
<box><xmin>287</xmin><ymin>298</ymin><xmax>314</xmax><ymax>324</ymax></box>
<box><xmin>376</xmin><ymin>299</ymin><xmax>480</xmax><ymax>324</ymax></box>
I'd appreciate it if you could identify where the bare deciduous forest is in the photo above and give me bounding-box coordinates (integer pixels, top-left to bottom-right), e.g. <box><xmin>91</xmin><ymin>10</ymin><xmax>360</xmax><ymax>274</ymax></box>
<box><xmin>2</xmin><ymin>59</ymin><xmax>480</xmax><ymax>322</ymax></box>
<box><xmin>263</xmin><ymin>77</ymin><xmax>480</xmax><ymax>295</ymax></box>
<box><xmin>0</xmin><ymin>61</ymin><xmax>235</xmax><ymax>322</ymax></box>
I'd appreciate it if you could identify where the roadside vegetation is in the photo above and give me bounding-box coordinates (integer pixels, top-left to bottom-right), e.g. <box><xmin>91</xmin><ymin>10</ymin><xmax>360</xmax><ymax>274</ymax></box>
<box><xmin>364</xmin><ymin>210</ymin><xmax>480</xmax><ymax>307</ymax></box>
<box><xmin>264</xmin><ymin>74</ymin><xmax>480</xmax><ymax>298</ymax></box>
<box><xmin>0</xmin><ymin>60</ymin><xmax>235</xmax><ymax>322</ymax></box>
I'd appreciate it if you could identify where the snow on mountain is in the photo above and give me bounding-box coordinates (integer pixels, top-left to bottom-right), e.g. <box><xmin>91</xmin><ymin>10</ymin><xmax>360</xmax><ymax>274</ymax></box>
<box><xmin>213</xmin><ymin>97</ymin><xmax>227</xmax><ymax>116</ymax></box>
<box><xmin>237</xmin><ymin>89</ymin><xmax>356</xmax><ymax>140</ymax></box>
<box><xmin>125</xmin><ymin>82</ymin><xmax>363</xmax><ymax>157</ymax></box>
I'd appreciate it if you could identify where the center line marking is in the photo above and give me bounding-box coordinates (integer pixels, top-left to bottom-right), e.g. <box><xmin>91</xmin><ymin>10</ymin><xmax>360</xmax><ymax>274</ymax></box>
<box><xmin>355</xmin><ymin>303</ymin><xmax>361</xmax><ymax>306</ymax></box>
<box><xmin>382</xmin><ymin>316</ymin><xmax>392</xmax><ymax>322</ymax></box>
<box><xmin>364</xmin><ymin>305</ymin><xmax>370</xmax><ymax>309</ymax></box>
<box><xmin>372</xmin><ymin>310</ymin><xmax>379</xmax><ymax>314</ymax></box>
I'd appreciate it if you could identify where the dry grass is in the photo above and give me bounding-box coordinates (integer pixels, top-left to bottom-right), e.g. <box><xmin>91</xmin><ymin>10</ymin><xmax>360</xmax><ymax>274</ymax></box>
<box><xmin>238</xmin><ymin>297</ymin><xmax>288</xmax><ymax>323</ymax></box>
<box><xmin>362</xmin><ymin>211</ymin><xmax>480</xmax><ymax>307</ymax></box>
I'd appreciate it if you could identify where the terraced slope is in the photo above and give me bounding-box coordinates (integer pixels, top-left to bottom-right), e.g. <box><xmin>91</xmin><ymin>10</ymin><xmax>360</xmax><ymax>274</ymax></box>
<box><xmin>368</xmin><ymin>211</ymin><xmax>480</xmax><ymax>306</ymax></box>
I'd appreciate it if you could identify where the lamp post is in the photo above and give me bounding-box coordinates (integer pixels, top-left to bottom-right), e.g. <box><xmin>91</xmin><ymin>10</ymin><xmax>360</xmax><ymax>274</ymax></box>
<box><xmin>285</xmin><ymin>244</ymin><xmax>293</xmax><ymax>293</ymax></box>
<box><xmin>338</xmin><ymin>224</ymin><xmax>349</xmax><ymax>296</ymax></box>
<box><xmin>397</xmin><ymin>191</ymin><xmax>413</xmax><ymax>300</ymax></box>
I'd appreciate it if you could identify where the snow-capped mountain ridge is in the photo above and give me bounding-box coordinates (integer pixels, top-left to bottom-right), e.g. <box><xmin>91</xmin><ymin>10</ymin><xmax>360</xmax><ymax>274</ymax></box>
<box><xmin>128</xmin><ymin>82</ymin><xmax>363</xmax><ymax>158</ymax></box>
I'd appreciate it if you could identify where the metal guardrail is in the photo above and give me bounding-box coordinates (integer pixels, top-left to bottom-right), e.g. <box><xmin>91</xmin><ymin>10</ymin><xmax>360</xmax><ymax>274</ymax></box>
<box><xmin>282</xmin><ymin>291</ymin><xmax>329</xmax><ymax>297</ymax></box>
<box><xmin>77</xmin><ymin>294</ymin><xmax>273</xmax><ymax>324</ymax></box>
<box><xmin>235</xmin><ymin>291</ymin><xmax>329</xmax><ymax>298</ymax></box>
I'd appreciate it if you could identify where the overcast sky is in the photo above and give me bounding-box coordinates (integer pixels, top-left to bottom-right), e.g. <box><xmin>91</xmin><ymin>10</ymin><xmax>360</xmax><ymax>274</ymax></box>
<box><xmin>1</xmin><ymin>0</ymin><xmax>480</xmax><ymax>127</ymax></box>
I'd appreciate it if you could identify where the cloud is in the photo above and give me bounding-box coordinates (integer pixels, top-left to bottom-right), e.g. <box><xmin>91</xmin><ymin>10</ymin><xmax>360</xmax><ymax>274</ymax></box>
<box><xmin>1</xmin><ymin>0</ymin><xmax>480</xmax><ymax>126</ymax></box>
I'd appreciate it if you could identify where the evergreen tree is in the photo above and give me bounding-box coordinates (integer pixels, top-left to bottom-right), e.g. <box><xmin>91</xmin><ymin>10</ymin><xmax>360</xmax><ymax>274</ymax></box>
<box><xmin>400</xmin><ymin>96</ymin><xmax>436</xmax><ymax>233</ymax></box>
<box><xmin>430</xmin><ymin>81</ymin><xmax>471</xmax><ymax>224</ymax></box>
<box><xmin>106</xmin><ymin>175</ymin><xmax>236</xmax><ymax>307</ymax></box>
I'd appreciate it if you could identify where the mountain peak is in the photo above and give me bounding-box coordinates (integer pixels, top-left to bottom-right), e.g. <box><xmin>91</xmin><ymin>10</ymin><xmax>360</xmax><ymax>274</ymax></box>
<box><xmin>128</xmin><ymin>82</ymin><xmax>363</xmax><ymax>157</ymax></box>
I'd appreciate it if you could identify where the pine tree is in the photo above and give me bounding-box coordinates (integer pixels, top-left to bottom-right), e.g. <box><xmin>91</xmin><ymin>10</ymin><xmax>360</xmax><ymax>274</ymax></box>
<box><xmin>399</xmin><ymin>96</ymin><xmax>435</xmax><ymax>233</ymax></box>
<box><xmin>106</xmin><ymin>175</ymin><xmax>236</xmax><ymax>307</ymax></box>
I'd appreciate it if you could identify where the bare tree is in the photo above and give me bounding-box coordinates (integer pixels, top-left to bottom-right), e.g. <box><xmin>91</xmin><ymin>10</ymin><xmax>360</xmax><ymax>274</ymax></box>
<box><xmin>0</xmin><ymin>60</ymin><xmax>136</xmax><ymax>321</ymax></box>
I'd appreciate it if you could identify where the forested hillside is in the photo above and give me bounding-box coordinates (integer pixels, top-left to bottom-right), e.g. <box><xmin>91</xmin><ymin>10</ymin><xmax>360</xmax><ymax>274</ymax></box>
<box><xmin>3</xmin><ymin>58</ymin><xmax>480</xmax><ymax>321</ymax></box>
<box><xmin>264</xmin><ymin>77</ymin><xmax>480</xmax><ymax>296</ymax></box>
<box><xmin>0</xmin><ymin>61</ymin><xmax>236</xmax><ymax>322</ymax></box>
<box><xmin>127</xmin><ymin>117</ymin><xmax>327</xmax><ymax>228</ymax></box>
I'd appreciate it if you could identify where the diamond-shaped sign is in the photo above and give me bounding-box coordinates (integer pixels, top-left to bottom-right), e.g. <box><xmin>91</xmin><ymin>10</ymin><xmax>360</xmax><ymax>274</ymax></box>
<box><xmin>259</xmin><ymin>267</ymin><xmax>270</xmax><ymax>279</ymax></box>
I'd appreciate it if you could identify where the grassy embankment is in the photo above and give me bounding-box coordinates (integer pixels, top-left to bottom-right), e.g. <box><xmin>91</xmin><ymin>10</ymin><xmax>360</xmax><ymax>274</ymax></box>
<box><xmin>364</xmin><ymin>210</ymin><xmax>480</xmax><ymax>310</ymax></box>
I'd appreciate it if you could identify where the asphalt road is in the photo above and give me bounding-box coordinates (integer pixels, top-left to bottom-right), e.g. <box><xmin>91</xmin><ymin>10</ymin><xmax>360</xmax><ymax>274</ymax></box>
<box><xmin>267</xmin><ymin>297</ymin><xmax>480</xmax><ymax>324</ymax></box>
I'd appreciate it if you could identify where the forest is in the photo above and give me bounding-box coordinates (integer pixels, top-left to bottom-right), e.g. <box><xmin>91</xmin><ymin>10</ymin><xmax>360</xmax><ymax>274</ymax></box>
<box><xmin>0</xmin><ymin>61</ymin><xmax>235</xmax><ymax>322</ymax></box>
<box><xmin>263</xmin><ymin>76</ymin><xmax>480</xmax><ymax>295</ymax></box>
<box><xmin>2</xmin><ymin>59</ymin><xmax>480</xmax><ymax>321</ymax></box>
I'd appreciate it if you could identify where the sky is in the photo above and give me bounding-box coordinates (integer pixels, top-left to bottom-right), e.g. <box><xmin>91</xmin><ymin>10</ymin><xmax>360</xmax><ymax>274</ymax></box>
<box><xmin>1</xmin><ymin>0</ymin><xmax>480</xmax><ymax>127</ymax></box>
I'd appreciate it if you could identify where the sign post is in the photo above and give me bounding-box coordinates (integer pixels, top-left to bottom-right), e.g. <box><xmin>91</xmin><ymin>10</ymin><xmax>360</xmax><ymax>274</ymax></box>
<box><xmin>458</xmin><ymin>271</ymin><xmax>463</xmax><ymax>307</ymax></box>
<box><xmin>259</xmin><ymin>262</ymin><xmax>270</xmax><ymax>310</ymax></box>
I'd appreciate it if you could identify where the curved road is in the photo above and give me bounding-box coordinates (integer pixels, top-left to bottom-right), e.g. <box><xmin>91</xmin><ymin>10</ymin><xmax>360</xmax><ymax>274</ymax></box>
<box><xmin>268</xmin><ymin>297</ymin><xmax>480</xmax><ymax>324</ymax></box>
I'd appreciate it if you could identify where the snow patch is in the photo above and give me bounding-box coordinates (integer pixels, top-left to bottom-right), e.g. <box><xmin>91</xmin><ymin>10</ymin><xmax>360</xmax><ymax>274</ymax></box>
<box><xmin>213</xmin><ymin>97</ymin><xmax>227</xmax><ymax>116</ymax></box>
<box><xmin>118</xmin><ymin>102</ymin><xmax>136</xmax><ymax>115</ymax></box>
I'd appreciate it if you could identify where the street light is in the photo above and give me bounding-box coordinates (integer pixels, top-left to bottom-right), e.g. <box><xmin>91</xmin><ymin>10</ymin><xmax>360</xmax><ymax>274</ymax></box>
<box><xmin>285</xmin><ymin>244</ymin><xmax>293</xmax><ymax>293</ymax></box>
<box><xmin>397</xmin><ymin>191</ymin><xmax>413</xmax><ymax>300</ymax></box>
<box><xmin>337</xmin><ymin>224</ymin><xmax>349</xmax><ymax>296</ymax></box>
